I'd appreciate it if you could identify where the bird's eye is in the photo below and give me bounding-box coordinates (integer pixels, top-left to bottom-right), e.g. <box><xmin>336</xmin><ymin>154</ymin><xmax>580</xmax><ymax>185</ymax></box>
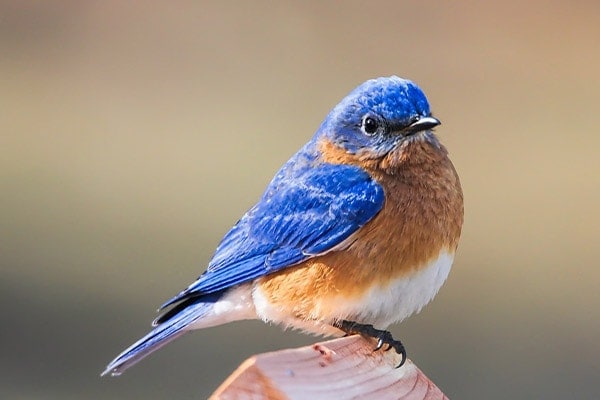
<box><xmin>361</xmin><ymin>116</ymin><xmax>379</xmax><ymax>135</ymax></box>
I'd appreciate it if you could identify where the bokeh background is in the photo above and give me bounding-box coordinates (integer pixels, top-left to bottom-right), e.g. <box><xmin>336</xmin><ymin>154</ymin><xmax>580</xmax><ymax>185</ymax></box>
<box><xmin>2</xmin><ymin>1</ymin><xmax>599</xmax><ymax>399</ymax></box>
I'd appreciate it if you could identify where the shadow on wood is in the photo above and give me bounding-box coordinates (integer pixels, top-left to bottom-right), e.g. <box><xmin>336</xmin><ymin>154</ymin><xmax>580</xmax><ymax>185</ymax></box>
<box><xmin>210</xmin><ymin>335</ymin><xmax>448</xmax><ymax>399</ymax></box>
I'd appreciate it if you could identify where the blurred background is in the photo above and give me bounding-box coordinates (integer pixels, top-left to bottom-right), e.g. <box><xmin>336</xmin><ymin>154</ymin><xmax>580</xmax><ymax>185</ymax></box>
<box><xmin>1</xmin><ymin>1</ymin><xmax>599</xmax><ymax>398</ymax></box>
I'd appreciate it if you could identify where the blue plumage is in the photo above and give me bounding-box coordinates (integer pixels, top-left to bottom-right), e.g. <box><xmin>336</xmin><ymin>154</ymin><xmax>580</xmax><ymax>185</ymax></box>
<box><xmin>103</xmin><ymin>293</ymin><xmax>222</xmax><ymax>376</ymax></box>
<box><xmin>162</xmin><ymin>162</ymin><xmax>384</xmax><ymax>306</ymax></box>
<box><xmin>319</xmin><ymin>76</ymin><xmax>432</xmax><ymax>156</ymax></box>
<box><xmin>160</xmin><ymin>76</ymin><xmax>432</xmax><ymax>309</ymax></box>
<box><xmin>103</xmin><ymin>76</ymin><xmax>439</xmax><ymax>377</ymax></box>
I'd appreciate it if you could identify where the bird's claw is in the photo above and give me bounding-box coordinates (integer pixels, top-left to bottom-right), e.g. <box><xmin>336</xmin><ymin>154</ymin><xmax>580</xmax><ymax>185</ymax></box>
<box><xmin>333</xmin><ymin>320</ymin><xmax>407</xmax><ymax>367</ymax></box>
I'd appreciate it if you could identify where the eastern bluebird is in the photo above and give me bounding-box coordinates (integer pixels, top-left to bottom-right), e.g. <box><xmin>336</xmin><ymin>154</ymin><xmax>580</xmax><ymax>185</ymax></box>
<box><xmin>102</xmin><ymin>76</ymin><xmax>464</xmax><ymax>376</ymax></box>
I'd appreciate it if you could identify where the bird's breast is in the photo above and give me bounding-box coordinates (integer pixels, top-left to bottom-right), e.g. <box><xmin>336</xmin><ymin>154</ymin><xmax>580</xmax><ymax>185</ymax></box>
<box><xmin>255</xmin><ymin>137</ymin><xmax>463</xmax><ymax>328</ymax></box>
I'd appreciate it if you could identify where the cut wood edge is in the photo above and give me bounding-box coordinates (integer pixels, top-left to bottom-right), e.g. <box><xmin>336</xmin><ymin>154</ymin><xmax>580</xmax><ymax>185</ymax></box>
<box><xmin>210</xmin><ymin>335</ymin><xmax>448</xmax><ymax>400</ymax></box>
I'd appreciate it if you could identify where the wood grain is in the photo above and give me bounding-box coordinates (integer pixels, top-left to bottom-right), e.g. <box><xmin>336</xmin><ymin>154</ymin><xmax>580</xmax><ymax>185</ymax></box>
<box><xmin>210</xmin><ymin>336</ymin><xmax>448</xmax><ymax>400</ymax></box>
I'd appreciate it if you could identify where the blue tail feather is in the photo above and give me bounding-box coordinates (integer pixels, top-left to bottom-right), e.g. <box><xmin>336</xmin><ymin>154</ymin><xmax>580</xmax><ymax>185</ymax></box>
<box><xmin>102</xmin><ymin>293</ymin><xmax>220</xmax><ymax>376</ymax></box>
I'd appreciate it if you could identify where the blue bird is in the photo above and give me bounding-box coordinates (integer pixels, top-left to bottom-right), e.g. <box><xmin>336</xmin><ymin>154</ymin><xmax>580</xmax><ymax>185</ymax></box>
<box><xmin>102</xmin><ymin>76</ymin><xmax>463</xmax><ymax>376</ymax></box>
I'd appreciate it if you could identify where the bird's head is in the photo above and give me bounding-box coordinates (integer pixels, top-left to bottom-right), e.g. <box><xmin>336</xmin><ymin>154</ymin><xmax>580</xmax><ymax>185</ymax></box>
<box><xmin>317</xmin><ymin>76</ymin><xmax>440</xmax><ymax>159</ymax></box>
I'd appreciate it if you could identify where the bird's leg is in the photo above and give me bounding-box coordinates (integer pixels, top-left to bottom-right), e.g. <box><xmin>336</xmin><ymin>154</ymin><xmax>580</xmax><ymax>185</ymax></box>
<box><xmin>333</xmin><ymin>319</ymin><xmax>407</xmax><ymax>367</ymax></box>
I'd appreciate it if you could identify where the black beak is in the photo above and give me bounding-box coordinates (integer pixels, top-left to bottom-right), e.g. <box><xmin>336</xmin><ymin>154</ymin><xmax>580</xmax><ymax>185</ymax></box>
<box><xmin>405</xmin><ymin>116</ymin><xmax>441</xmax><ymax>134</ymax></box>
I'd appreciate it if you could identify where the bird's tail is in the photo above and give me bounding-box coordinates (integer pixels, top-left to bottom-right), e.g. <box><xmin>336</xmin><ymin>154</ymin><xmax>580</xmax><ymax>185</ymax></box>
<box><xmin>101</xmin><ymin>293</ymin><xmax>221</xmax><ymax>377</ymax></box>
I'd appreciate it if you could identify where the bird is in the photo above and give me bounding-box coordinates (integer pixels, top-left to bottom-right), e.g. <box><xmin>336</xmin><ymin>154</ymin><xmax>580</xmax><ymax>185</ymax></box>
<box><xmin>102</xmin><ymin>76</ymin><xmax>464</xmax><ymax>377</ymax></box>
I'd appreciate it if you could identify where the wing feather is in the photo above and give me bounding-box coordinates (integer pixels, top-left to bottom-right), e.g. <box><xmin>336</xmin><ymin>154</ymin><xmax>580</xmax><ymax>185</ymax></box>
<box><xmin>161</xmin><ymin>163</ymin><xmax>384</xmax><ymax>309</ymax></box>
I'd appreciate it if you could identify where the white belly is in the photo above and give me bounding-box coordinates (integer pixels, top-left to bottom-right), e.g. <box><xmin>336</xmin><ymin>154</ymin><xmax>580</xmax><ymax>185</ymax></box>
<box><xmin>251</xmin><ymin>251</ymin><xmax>455</xmax><ymax>335</ymax></box>
<box><xmin>327</xmin><ymin>251</ymin><xmax>454</xmax><ymax>328</ymax></box>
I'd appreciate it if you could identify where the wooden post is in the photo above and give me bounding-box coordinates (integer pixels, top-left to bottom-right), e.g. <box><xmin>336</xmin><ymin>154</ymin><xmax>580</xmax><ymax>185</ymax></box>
<box><xmin>210</xmin><ymin>336</ymin><xmax>448</xmax><ymax>399</ymax></box>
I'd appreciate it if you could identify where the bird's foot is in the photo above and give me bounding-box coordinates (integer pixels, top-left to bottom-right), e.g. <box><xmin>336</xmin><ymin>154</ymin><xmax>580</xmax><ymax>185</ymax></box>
<box><xmin>333</xmin><ymin>319</ymin><xmax>406</xmax><ymax>367</ymax></box>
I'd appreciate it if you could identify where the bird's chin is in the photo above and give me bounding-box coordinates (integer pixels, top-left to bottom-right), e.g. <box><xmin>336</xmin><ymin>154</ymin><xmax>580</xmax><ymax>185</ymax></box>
<box><xmin>365</xmin><ymin>132</ymin><xmax>442</xmax><ymax>172</ymax></box>
<box><xmin>355</xmin><ymin>141</ymin><xmax>401</xmax><ymax>161</ymax></box>
<box><xmin>406</xmin><ymin>130</ymin><xmax>440</xmax><ymax>145</ymax></box>
<box><xmin>393</xmin><ymin>131</ymin><xmax>442</xmax><ymax>154</ymax></box>
<box><xmin>377</xmin><ymin>131</ymin><xmax>434</xmax><ymax>155</ymax></box>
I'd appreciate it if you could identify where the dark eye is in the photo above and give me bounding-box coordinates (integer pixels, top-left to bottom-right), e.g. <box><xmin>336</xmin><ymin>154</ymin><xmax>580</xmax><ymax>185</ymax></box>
<box><xmin>362</xmin><ymin>116</ymin><xmax>379</xmax><ymax>135</ymax></box>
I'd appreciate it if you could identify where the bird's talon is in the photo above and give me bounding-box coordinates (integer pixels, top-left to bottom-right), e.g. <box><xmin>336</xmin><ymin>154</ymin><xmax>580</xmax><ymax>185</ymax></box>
<box><xmin>334</xmin><ymin>319</ymin><xmax>407</xmax><ymax>367</ymax></box>
<box><xmin>396</xmin><ymin>349</ymin><xmax>407</xmax><ymax>368</ymax></box>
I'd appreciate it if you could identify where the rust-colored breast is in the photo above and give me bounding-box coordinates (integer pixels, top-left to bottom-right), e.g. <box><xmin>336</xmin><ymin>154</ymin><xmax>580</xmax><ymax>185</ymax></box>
<box><xmin>258</xmin><ymin>136</ymin><xmax>464</xmax><ymax>321</ymax></box>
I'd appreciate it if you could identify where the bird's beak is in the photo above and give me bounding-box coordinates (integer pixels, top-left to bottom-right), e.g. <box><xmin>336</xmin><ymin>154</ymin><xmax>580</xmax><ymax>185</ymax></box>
<box><xmin>407</xmin><ymin>116</ymin><xmax>441</xmax><ymax>134</ymax></box>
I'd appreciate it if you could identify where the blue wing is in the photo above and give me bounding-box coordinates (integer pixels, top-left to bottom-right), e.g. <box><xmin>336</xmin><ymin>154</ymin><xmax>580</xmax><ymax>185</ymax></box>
<box><xmin>160</xmin><ymin>161</ymin><xmax>384</xmax><ymax>311</ymax></box>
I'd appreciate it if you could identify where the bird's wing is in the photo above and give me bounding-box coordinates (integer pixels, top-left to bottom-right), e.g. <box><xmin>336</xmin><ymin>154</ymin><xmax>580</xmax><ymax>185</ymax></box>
<box><xmin>160</xmin><ymin>163</ymin><xmax>384</xmax><ymax>309</ymax></box>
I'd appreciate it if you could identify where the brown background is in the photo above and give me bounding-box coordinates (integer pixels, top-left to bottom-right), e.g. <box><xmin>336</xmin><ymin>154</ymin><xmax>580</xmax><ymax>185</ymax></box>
<box><xmin>2</xmin><ymin>1</ymin><xmax>599</xmax><ymax>398</ymax></box>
